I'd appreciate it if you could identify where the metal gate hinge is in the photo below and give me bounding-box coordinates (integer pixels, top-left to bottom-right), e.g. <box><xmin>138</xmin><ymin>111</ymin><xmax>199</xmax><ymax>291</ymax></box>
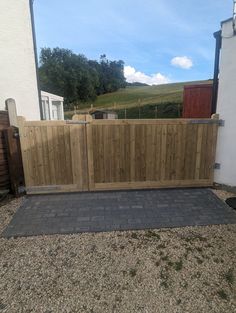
<box><xmin>214</xmin><ymin>163</ymin><xmax>221</xmax><ymax>170</ymax></box>
<box><xmin>218</xmin><ymin>119</ymin><xmax>225</xmax><ymax>127</ymax></box>
<box><xmin>188</xmin><ymin>119</ymin><xmax>224</xmax><ymax>126</ymax></box>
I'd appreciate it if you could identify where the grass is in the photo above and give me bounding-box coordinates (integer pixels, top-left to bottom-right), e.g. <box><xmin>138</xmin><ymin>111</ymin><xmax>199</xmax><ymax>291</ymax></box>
<box><xmin>217</xmin><ymin>290</ymin><xmax>228</xmax><ymax>301</ymax></box>
<box><xmin>161</xmin><ymin>255</ymin><xmax>169</xmax><ymax>261</ymax></box>
<box><xmin>129</xmin><ymin>268</ymin><xmax>137</xmax><ymax>277</ymax></box>
<box><xmin>88</xmin><ymin>80</ymin><xmax>211</xmax><ymax>109</ymax></box>
<box><xmin>174</xmin><ymin>260</ymin><xmax>183</xmax><ymax>271</ymax></box>
<box><xmin>160</xmin><ymin>268</ymin><xmax>169</xmax><ymax>289</ymax></box>
<box><xmin>130</xmin><ymin>232</ymin><xmax>138</xmax><ymax>239</ymax></box>
<box><xmin>145</xmin><ymin>230</ymin><xmax>161</xmax><ymax>239</ymax></box>
<box><xmin>64</xmin><ymin>79</ymin><xmax>212</xmax><ymax>119</ymax></box>
<box><xmin>224</xmin><ymin>268</ymin><xmax>234</xmax><ymax>285</ymax></box>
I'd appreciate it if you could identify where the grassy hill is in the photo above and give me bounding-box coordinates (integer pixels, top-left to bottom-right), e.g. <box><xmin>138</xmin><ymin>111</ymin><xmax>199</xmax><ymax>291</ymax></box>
<box><xmin>65</xmin><ymin>79</ymin><xmax>212</xmax><ymax>119</ymax></box>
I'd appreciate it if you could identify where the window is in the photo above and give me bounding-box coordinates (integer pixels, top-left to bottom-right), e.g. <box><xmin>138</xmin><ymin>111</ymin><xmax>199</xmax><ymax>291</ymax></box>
<box><xmin>42</xmin><ymin>98</ymin><xmax>50</xmax><ymax>120</ymax></box>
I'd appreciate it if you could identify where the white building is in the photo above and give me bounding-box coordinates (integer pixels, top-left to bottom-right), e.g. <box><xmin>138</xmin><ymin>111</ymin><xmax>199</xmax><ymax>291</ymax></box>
<box><xmin>214</xmin><ymin>18</ymin><xmax>236</xmax><ymax>187</ymax></box>
<box><xmin>0</xmin><ymin>0</ymin><xmax>41</xmax><ymax>120</ymax></box>
<box><xmin>0</xmin><ymin>0</ymin><xmax>64</xmax><ymax>121</ymax></box>
<box><xmin>41</xmin><ymin>91</ymin><xmax>64</xmax><ymax>120</ymax></box>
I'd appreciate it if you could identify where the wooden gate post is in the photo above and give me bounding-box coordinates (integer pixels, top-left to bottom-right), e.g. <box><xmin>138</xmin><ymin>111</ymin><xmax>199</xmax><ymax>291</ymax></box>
<box><xmin>5</xmin><ymin>98</ymin><xmax>18</xmax><ymax>128</ymax></box>
<box><xmin>4</xmin><ymin>99</ymin><xmax>24</xmax><ymax>195</ymax></box>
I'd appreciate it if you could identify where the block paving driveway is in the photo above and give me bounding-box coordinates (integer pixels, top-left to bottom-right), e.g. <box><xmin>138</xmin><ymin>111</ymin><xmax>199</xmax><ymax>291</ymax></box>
<box><xmin>2</xmin><ymin>188</ymin><xmax>236</xmax><ymax>237</ymax></box>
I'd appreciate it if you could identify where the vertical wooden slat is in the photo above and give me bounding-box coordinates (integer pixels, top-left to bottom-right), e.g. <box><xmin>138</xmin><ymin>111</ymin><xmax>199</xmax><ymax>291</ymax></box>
<box><xmin>140</xmin><ymin>125</ymin><xmax>146</xmax><ymax>181</ymax></box>
<box><xmin>46</xmin><ymin>126</ymin><xmax>56</xmax><ymax>185</ymax></box>
<box><xmin>145</xmin><ymin>124</ymin><xmax>152</xmax><ymax>181</ymax></box>
<box><xmin>70</xmin><ymin>125</ymin><xmax>81</xmax><ymax>188</ymax></box>
<box><xmin>155</xmin><ymin>125</ymin><xmax>162</xmax><ymax>181</ymax></box>
<box><xmin>86</xmin><ymin>122</ymin><xmax>95</xmax><ymax>190</ymax></box>
<box><xmin>204</xmin><ymin>125</ymin><xmax>213</xmax><ymax>180</ymax></box>
<box><xmin>195</xmin><ymin>124</ymin><xmax>204</xmax><ymax>179</ymax></box>
<box><xmin>199</xmin><ymin>124</ymin><xmax>208</xmax><ymax>179</ymax></box>
<box><xmin>175</xmin><ymin>124</ymin><xmax>183</xmax><ymax>180</ymax></box>
<box><xmin>124</xmin><ymin>124</ymin><xmax>129</xmax><ymax>181</ymax></box>
<box><xmin>63</xmin><ymin>125</ymin><xmax>73</xmax><ymax>185</ymax></box>
<box><xmin>57</xmin><ymin>126</ymin><xmax>66</xmax><ymax>184</ymax></box>
<box><xmin>82</xmin><ymin>124</ymin><xmax>88</xmax><ymax>189</ymax></box>
<box><xmin>119</xmin><ymin>125</ymin><xmax>125</xmax><ymax>182</ymax></box>
<box><xmin>170</xmin><ymin>124</ymin><xmax>177</xmax><ymax>180</ymax></box>
<box><xmin>210</xmin><ymin>122</ymin><xmax>219</xmax><ymax>183</ymax></box>
<box><xmin>134</xmin><ymin>125</ymin><xmax>141</xmax><ymax>181</ymax></box>
<box><xmin>92</xmin><ymin>125</ymin><xmax>98</xmax><ymax>183</ymax></box>
<box><xmin>98</xmin><ymin>126</ymin><xmax>105</xmax><ymax>183</ymax></box>
<box><xmin>130</xmin><ymin>124</ymin><xmax>135</xmax><ymax>182</ymax></box>
<box><xmin>114</xmin><ymin>124</ymin><xmax>120</xmax><ymax>182</ymax></box>
<box><xmin>20</xmin><ymin>124</ymin><xmax>31</xmax><ymax>187</ymax></box>
<box><xmin>40</xmin><ymin>126</ymin><xmax>50</xmax><ymax>185</ymax></box>
<box><xmin>160</xmin><ymin>124</ymin><xmax>167</xmax><ymax>180</ymax></box>
<box><xmin>104</xmin><ymin>125</ymin><xmax>110</xmax><ymax>183</ymax></box>
<box><xmin>52</xmin><ymin>126</ymin><xmax>60</xmax><ymax>183</ymax></box>
<box><xmin>189</xmin><ymin>124</ymin><xmax>198</xmax><ymax>180</ymax></box>
<box><xmin>34</xmin><ymin>126</ymin><xmax>45</xmax><ymax>185</ymax></box>
<box><xmin>28</xmin><ymin>127</ymin><xmax>39</xmax><ymax>185</ymax></box>
<box><xmin>165</xmin><ymin>125</ymin><xmax>172</xmax><ymax>180</ymax></box>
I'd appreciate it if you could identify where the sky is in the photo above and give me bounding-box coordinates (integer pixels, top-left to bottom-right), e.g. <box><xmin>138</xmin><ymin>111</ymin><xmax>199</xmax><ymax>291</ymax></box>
<box><xmin>33</xmin><ymin>0</ymin><xmax>233</xmax><ymax>85</ymax></box>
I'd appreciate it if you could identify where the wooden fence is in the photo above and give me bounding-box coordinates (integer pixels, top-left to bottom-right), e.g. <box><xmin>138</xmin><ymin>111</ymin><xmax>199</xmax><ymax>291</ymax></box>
<box><xmin>0</xmin><ymin>111</ymin><xmax>10</xmax><ymax>191</ymax></box>
<box><xmin>18</xmin><ymin>116</ymin><xmax>219</xmax><ymax>194</ymax></box>
<box><xmin>0</xmin><ymin>100</ymin><xmax>25</xmax><ymax>195</ymax></box>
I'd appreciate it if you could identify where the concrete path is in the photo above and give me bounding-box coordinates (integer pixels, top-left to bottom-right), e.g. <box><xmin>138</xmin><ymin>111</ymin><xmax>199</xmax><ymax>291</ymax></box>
<box><xmin>2</xmin><ymin>188</ymin><xmax>236</xmax><ymax>237</ymax></box>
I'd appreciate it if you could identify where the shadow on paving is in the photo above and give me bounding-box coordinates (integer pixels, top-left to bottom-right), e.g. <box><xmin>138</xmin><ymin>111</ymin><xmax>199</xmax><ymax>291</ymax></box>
<box><xmin>2</xmin><ymin>188</ymin><xmax>236</xmax><ymax>238</ymax></box>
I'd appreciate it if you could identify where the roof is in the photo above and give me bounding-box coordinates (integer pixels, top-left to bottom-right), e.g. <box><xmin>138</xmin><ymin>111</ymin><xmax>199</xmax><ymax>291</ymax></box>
<box><xmin>184</xmin><ymin>83</ymin><xmax>213</xmax><ymax>89</ymax></box>
<box><xmin>221</xmin><ymin>17</ymin><xmax>233</xmax><ymax>26</ymax></box>
<box><xmin>90</xmin><ymin>109</ymin><xmax>117</xmax><ymax>115</ymax></box>
<box><xmin>41</xmin><ymin>91</ymin><xmax>64</xmax><ymax>101</ymax></box>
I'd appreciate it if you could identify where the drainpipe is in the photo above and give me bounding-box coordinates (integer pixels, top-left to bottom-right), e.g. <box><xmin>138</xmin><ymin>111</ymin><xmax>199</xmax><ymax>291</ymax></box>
<box><xmin>29</xmin><ymin>0</ymin><xmax>44</xmax><ymax>120</ymax></box>
<box><xmin>211</xmin><ymin>30</ymin><xmax>222</xmax><ymax>115</ymax></box>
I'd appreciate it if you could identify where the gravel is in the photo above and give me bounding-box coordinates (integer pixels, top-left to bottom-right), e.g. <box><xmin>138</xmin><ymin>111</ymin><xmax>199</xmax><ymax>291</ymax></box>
<box><xmin>0</xmin><ymin>190</ymin><xmax>236</xmax><ymax>313</ymax></box>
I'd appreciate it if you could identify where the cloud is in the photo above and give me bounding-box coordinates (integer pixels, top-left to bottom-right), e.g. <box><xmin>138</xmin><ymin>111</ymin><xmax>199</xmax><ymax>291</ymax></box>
<box><xmin>124</xmin><ymin>66</ymin><xmax>170</xmax><ymax>85</ymax></box>
<box><xmin>171</xmin><ymin>56</ymin><xmax>193</xmax><ymax>69</ymax></box>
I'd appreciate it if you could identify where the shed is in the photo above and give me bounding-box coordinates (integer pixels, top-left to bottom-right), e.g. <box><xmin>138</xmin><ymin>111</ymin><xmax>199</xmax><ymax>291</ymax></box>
<box><xmin>182</xmin><ymin>84</ymin><xmax>213</xmax><ymax>118</ymax></box>
<box><xmin>90</xmin><ymin>110</ymin><xmax>118</xmax><ymax>120</ymax></box>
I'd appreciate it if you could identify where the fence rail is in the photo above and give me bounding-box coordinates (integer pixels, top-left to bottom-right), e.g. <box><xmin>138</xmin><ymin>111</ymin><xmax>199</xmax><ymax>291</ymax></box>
<box><xmin>18</xmin><ymin>116</ymin><xmax>219</xmax><ymax>194</ymax></box>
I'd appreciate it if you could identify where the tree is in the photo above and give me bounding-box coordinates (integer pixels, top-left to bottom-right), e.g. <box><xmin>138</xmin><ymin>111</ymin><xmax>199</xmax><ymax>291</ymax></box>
<box><xmin>39</xmin><ymin>48</ymin><xmax>99</xmax><ymax>108</ymax></box>
<box><xmin>94</xmin><ymin>55</ymin><xmax>126</xmax><ymax>95</ymax></box>
<box><xmin>39</xmin><ymin>48</ymin><xmax>126</xmax><ymax>110</ymax></box>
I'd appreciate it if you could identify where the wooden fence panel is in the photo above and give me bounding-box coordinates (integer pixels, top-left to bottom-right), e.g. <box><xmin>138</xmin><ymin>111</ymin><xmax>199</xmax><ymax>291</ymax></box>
<box><xmin>4</xmin><ymin>127</ymin><xmax>24</xmax><ymax>195</ymax></box>
<box><xmin>19</xmin><ymin>117</ymin><xmax>219</xmax><ymax>194</ymax></box>
<box><xmin>19</xmin><ymin>120</ymin><xmax>89</xmax><ymax>194</ymax></box>
<box><xmin>89</xmin><ymin>119</ymin><xmax>218</xmax><ymax>191</ymax></box>
<box><xmin>0</xmin><ymin>111</ymin><xmax>10</xmax><ymax>191</ymax></box>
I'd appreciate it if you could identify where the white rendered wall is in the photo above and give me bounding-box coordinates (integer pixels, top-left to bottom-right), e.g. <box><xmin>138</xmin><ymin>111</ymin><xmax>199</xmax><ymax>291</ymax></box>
<box><xmin>0</xmin><ymin>0</ymin><xmax>41</xmax><ymax>120</ymax></box>
<box><xmin>214</xmin><ymin>20</ymin><xmax>236</xmax><ymax>186</ymax></box>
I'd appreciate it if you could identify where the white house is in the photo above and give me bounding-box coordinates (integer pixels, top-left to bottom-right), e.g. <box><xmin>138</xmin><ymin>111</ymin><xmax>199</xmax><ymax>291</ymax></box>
<box><xmin>41</xmin><ymin>91</ymin><xmax>64</xmax><ymax>120</ymax></box>
<box><xmin>214</xmin><ymin>18</ymin><xmax>236</xmax><ymax>187</ymax></box>
<box><xmin>0</xmin><ymin>0</ymin><xmax>40</xmax><ymax>120</ymax></box>
<box><xmin>0</xmin><ymin>0</ymin><xmax>64</xmax><ymax>121</ymax></box>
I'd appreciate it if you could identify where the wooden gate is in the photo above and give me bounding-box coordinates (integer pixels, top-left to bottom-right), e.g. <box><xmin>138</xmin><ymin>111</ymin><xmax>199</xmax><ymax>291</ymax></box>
<box><xmin>18</xmin><ymin>116</ymin><xmax>219</xmax><ymax>194</ymax></box>
<box><xmin>18</xmin><ymin>118</ymin><xmax>89</xmax><ymax>194</ymax></box>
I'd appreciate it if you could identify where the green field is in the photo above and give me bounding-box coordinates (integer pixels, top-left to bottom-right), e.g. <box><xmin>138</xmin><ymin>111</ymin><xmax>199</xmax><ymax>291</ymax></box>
<box><xmin>65</xmin><ymin>79</ymin><xmax>212</xmax><ymax>119</ymax></box>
